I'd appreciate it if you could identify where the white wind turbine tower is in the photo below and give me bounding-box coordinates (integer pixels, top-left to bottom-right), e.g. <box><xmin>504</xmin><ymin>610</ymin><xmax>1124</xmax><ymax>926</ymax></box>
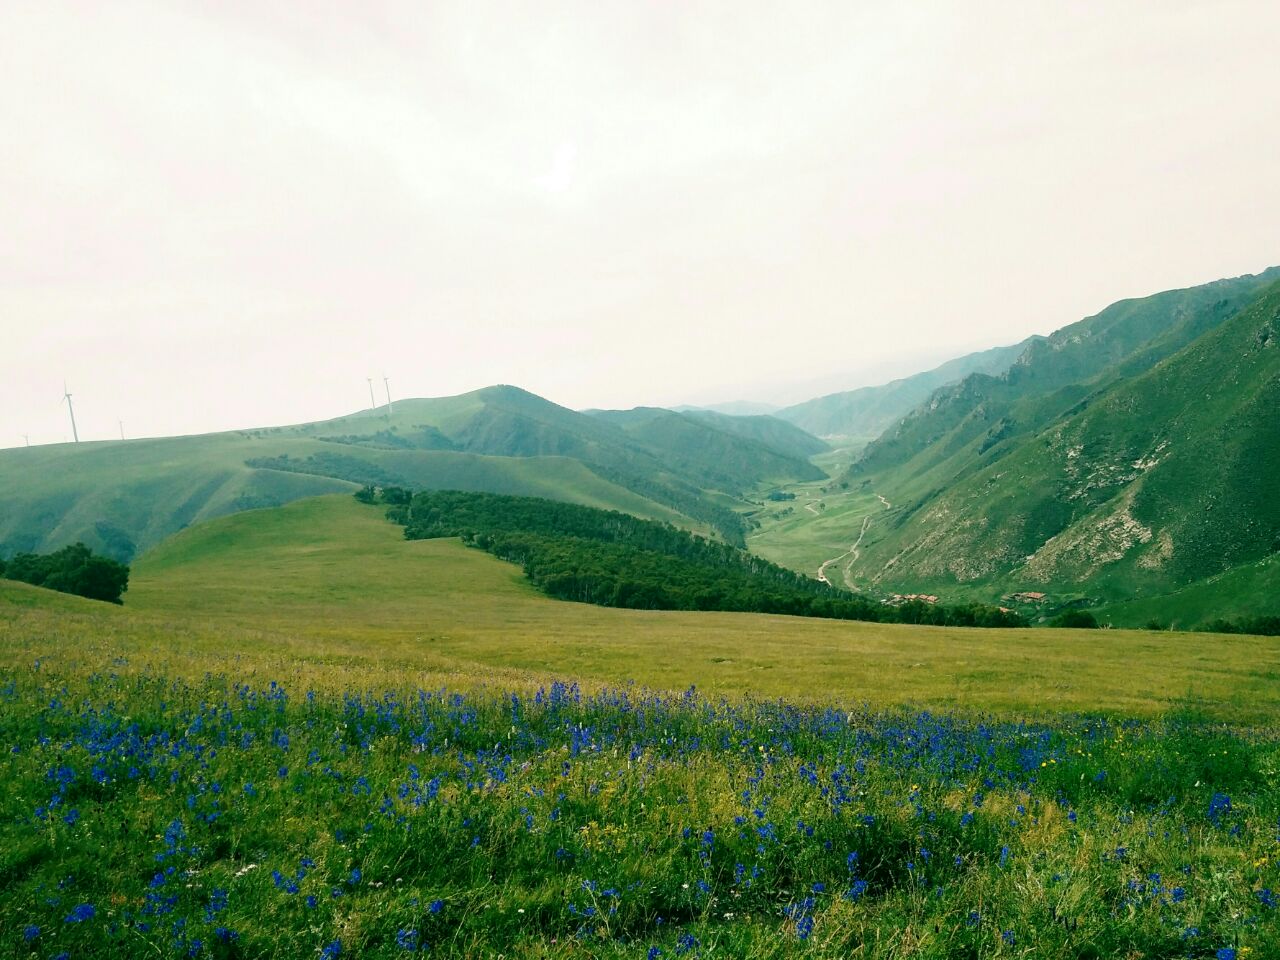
<box><xmin>367</xmin><ymin>377</ymin><xmax>377</xmax><ymax>409</ymax></box>
<box><xmin>62</xmin><ymin>382</ymin><xmax>80</xmax><ymax>443</ymax></box>
<box><xmin>383</xmin><ymin>376</ymin><xmax>393</xmax><ymax>416</ymax></box>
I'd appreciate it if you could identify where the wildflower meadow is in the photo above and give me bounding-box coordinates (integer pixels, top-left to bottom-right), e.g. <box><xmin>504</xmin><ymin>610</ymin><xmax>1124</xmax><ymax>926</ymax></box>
<box><xmin>2</xmin><ymin>663</ymin><xmax>1277</xmax><ymax>958</ymax></box>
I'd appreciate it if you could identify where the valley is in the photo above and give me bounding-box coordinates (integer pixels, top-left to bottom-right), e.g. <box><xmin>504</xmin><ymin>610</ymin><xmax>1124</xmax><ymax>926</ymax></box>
<box><xmin>5</xmin><ymin>268</ymin><xmax>1280</xmax><ymax>959</ymax></box>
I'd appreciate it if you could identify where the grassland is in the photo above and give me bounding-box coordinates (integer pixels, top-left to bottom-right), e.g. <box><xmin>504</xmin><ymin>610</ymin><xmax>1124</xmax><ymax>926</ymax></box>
<box><xmin>2</xmin><ymin>495</ymin><xmax>1275</xmax><ymax>719</ymax></box>
<box><xmin>748</xmin><ymin>485</ymin><xmax>887</xmax><ymax>583</ymax></box>
<box><xmin>3</xmin><ymin>495</ymin><xmax>1280</xmax><ymax>957</ymax></box>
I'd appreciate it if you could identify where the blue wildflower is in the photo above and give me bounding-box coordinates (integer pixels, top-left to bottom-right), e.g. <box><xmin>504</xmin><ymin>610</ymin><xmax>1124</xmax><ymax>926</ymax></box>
<box><xmin>396</xmin><ymin>928</ymin><xmax>419</xmax><ymax>951</ymax></box>
<box><xmin>1208</xmin><ymin>793</ymin><xmax>1232</xmax><ymax>822</ymax></box>
<box><xmin>64</xmin><ymin>903</ymin><xmax>95</xmax><ymax>923</ymax></box>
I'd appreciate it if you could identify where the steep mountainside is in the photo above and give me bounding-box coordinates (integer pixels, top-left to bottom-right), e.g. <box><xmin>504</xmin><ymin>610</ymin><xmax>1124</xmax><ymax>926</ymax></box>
<box><xmin>847</xmin><ymin>277</ymin><xmax>1280</xmax><ymax>620</ymax></box>
<box><xmin>0</xmin><ymin>385</ymin><xmax>825</xmax><ymax>561</ymax></box>
<box><xmin>777</xmin><ymin>341</ymin><xmax>1030</xmax><ymax>439</ymax></box>
<box><xmin>852</xmin><ymin>267</ymin><xmax>1280</xmax><ymax>488</ymax></box>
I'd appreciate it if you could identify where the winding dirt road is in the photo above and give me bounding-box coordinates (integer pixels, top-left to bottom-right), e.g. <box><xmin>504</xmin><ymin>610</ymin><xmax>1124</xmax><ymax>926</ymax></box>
<box><xmin>816</xmin><ymin>514</ymin><xmax>872</xmax><ymax>587</ymax></box>
<box><xmin>815</xmin><ymin>492</ymin><xmax>892</xmax><ymax>588</ymax></box>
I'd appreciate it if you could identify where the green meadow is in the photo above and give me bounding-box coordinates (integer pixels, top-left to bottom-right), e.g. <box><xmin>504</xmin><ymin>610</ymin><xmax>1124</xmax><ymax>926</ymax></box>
<box><xmin>3</xmin><ymin>495</ymin><xmax>1275</xmax><ymax>719</ymax></box>
<box><xmin>3</xmin><ymin>495</ymin><xmax>1279</xmax><ymax>958</ymax></box>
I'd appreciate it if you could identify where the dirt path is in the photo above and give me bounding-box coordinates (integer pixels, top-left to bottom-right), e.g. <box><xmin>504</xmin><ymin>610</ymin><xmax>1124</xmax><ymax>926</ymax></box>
<box><xmin>803</xmin><ymin>499</ymin><xmax>821</xmax><ymax>516</ymax></box>
<box><xmin>877</xmin><ymin>494</ymin><xmax>891</xmax><ymax>509</ymax></box>
<box><xmin>816</xmin><ymin>514</ymin><xmax>871</xmax><ymax>587</ymax></box>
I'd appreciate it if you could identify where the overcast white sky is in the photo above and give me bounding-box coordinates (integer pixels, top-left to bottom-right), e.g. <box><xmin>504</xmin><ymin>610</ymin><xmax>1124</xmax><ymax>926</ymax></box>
<box><xmin>3</xmin><ymin>1</ymin><xmax>1278</xmax><ymax>446</ymax></box>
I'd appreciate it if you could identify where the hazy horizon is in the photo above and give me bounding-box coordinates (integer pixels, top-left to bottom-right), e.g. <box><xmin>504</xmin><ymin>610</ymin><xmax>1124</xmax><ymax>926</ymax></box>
<box><xmin>4</xmin><ymin>2</ymin><xmax>1279</xmax><ymax>447</ymax></box>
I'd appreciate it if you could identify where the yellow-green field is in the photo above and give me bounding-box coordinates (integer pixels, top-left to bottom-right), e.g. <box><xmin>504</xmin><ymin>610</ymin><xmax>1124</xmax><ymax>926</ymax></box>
<box><xmin>3</xmin><ymin>494</ymin><xmax>1276</xmax><ymax>723</ymax></box>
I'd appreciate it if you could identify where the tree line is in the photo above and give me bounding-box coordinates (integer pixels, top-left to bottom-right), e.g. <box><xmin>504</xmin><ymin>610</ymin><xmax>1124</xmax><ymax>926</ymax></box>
<box><xmin>379</xmin><ymin>488</ymin><xmax>1025</xmax><ymax>627</ymax></box>
<box><xmin>0</xmin><ymin>543</ymin><xmax>129</xmax><ymax>604</ymax></box>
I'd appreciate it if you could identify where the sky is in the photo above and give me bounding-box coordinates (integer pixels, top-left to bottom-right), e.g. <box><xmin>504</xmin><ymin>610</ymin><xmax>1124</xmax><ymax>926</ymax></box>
<box><xmin>3</xmin><ymin>1</ymin><xmax>1279</xmax><ymax>447</ymax></box>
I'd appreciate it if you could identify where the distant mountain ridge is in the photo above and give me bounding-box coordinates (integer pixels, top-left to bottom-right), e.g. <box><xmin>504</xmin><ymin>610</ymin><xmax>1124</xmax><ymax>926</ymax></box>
<box><xmin>776</xmin><ymin>341</ymin><xmax>1031</xmax><ymax>439</ymax></box>
<box><xmin>673</xmin><ymin>401</ymin><xmax>781</xmax><ymax>417</ymax></box>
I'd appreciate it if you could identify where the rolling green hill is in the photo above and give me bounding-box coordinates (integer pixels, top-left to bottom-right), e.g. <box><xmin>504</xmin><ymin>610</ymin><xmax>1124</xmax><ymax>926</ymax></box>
<box><xmin>9</xmin><ymin>492</ymin><xmax>1274</xmax><ymax>718</ymax></box>
<box><xmin>0</xmin><ymin>384</ymin><xmax>828</xmax><ymax>563</ymax></box>
<box><xmin>842</xmin><ymin>276</ymin><xmax>1280</xmax><ymax>626</ymax></box>
<box><xmin>776</xmin><ymin>340</ymin><xmax>1031</xmax><ymax>440</ymax></box>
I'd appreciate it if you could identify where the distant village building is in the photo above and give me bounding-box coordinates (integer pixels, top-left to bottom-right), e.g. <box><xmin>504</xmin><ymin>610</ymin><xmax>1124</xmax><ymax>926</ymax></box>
<box><xmin>1007</xmin><ymin>591</ymin><xmax>1047</xmax><ymax>603</ymax></box>
<box><xmin>883</xmin><ymin>593</ymin><xmax>940</xmax><ymax>606</ymax></box>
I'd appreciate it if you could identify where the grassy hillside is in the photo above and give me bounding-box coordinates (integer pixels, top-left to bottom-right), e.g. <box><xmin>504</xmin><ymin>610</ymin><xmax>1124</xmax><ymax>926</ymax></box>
<box><xmin>0</xmin><ymin>431</ymin><xmax>682</xmax><ymax>562</ymax></box>
<box><xmin>0</xmin><ymin>577</ymin><xmax>120</xmax><ymax>613</ymax></box>
<box><xmin>1</xmin><ymin>494</ymin><xmax>1266</xmax><ymax>720</ymax></box>
<box><xmin>676</xmin><ymin>409</ymin><xmax>828</xmax><ymax>461</ymax></box>
<box><xmin>851</xmin><ymin>266</ymin><xmax>1280</xmax><ymax>486</ymax></box>
<box><xmin>1</xmin><ymin>383</ymin><xmax>834</xmax><ymax>562</ymax></box>
<box><xmin>586</xmin><ymin>406</ymin><xmax>825</xmax><ymax>488</ymax></box>
<box><xmin>776</xmin><ymin>340</ymin><xmax>1030</xmax><ymax>440</ymax></box>
<box><xmin>838</xmin><ymin>277</ymin><xmax>1280</xmax><ymax>623</ymax></box>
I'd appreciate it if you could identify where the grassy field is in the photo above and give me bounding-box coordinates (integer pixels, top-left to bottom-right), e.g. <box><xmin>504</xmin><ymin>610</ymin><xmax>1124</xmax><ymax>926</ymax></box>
<box><xmin>3</xmin><ymin>495</ymin><xmax>1280</xmax><ymax>958</ymax></box>
<box><xmin>2</xmin><ymin>495</ymin><xmax>1274</xmax><ymax>720</ymax></box>
<box><xmin>748</xmin><ymin>485</ymin><xmax>889</xmax><ymax>583</ymax></box>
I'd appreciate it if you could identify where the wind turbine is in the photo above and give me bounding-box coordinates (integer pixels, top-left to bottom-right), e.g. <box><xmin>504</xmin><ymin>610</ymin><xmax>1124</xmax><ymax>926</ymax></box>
<box><xmin>383</xmin><ymin>376</ymin><xmax>393</xmax><ymax>416</ymax></box>
<box><xmin>62</xmin><ymin>383</ymin><xmax>80</xmax><ymax>443</ymax></box>
<box><xmin>366</xmin><ymin>377</ymin><xmax>377</xmax><ymax>409</ymax></box>
<box><xmin>118</xmin><ymin>420</ymin><xmax>125</xmax><ymax>441</ymax></box>
<box><xmin>22</xmin><ymin>434</ymin><xmax>29</xmax><ymax>447</ymax></box>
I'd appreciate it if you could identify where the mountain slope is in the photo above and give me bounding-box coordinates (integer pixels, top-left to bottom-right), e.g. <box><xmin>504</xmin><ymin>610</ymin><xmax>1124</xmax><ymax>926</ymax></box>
<box><xmin>678</xmin><ymin>409</ymin><xmax>828</xmax><ymax>461</ymax></box>
<box><xmin>851</xmin><ymin>267</ymin><xmax>1280</xmax><ymax>489</ymax></box>
<box><xmin>847</xmin><ymin>277</ymin><xmax>1280</xmax><ymax>621</ymax></box>
<box><xmin>0</xmin><ymin>384</ymin><xmax>828</xmax><ymax>561</ymax></box>
<box><xmin>777</xmin><ymin>341</ymin><xmax>1030</xmax><ymax>439</ymax></box>
<box><xmin>587</xmin><ymin>407</ymin><xmax>826</xmax><ymax>484</ymax></box>
<box><xmin>0</xmin><ymin>431</ymin><xmax>684</xmax><ymax>562</ymax></box>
